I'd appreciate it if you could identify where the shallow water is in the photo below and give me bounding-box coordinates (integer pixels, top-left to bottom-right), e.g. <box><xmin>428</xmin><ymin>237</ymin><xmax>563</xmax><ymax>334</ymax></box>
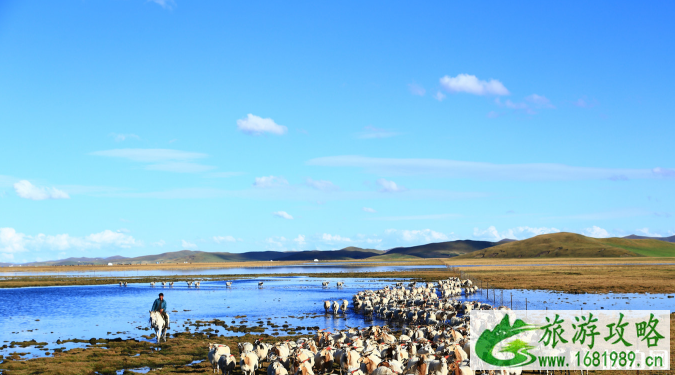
<box><xmin>0</xmin><ymin>264</ymin><xmax>444</xmax><ymax>277</ymax></box>
<box><xmin>0</xmin><ymin>276</ymin><xmax>672</xmax><ymax>360</ymax></box>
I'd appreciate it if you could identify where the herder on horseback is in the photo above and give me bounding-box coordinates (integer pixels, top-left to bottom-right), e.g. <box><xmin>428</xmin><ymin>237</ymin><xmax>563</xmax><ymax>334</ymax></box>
<box><xmin>151</xmin><ymin>292</ymin><xmax>170</xmax><ymax>330</ymax></box>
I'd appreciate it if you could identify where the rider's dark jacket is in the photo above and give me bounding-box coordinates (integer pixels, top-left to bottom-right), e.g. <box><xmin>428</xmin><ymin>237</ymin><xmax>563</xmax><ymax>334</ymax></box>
<box><xmin>151</xmin><ymin>298</ymin><xmax>167</xmax><ymax>312</ymax></box>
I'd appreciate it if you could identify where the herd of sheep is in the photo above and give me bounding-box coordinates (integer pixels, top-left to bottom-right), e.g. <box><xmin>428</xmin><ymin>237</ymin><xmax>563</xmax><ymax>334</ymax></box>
<box><xmin>204</xmin><ymin>277</ymin><xmax>513</xmax><ymax>375</ymax></box>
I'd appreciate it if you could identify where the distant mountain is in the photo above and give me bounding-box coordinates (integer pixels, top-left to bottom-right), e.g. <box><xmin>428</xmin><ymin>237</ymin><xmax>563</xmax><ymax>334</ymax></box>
<box><xmin>455</xmin><ymin>232</ymin><xmax>675</xmax><ymax>259</ymax></box>
<box><xmin>26</xmin><ymin>255</ymin><xmax>129</xmax><ymax>266</ymax></box>
<box><xmin>623</xmin><ymin>234</ymin><xmax>675</xmax><ymax>243</ymax></box>
<box><xmin>275</xmin><ymin>247</ymin><xmax>384</xmax><ymax>261</ymax></box>
<box><xmin>386</xmin><ymin>240</ymin><xmax>498</xmax><ymax>258</ymax></box>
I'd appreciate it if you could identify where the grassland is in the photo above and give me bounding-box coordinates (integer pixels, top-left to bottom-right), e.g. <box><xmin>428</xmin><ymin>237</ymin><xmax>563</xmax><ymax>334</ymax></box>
<box><xmin>456</xmin><ymin>232</ymin><xmax>675</xmax><ymax>259</ymax></box>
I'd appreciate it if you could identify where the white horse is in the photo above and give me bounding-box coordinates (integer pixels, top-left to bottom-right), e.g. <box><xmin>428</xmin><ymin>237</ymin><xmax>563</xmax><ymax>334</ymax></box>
<box><xmin>149</xmin><ymin>311</ymin><xmax>169</xmax><ymax>343</ymax></box>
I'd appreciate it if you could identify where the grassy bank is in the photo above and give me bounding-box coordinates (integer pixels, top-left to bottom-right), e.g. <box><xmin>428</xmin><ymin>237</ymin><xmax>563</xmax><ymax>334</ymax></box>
<box><xmin>447</xmin><ymin>261</ymin><xmax>675</xmax><ymax>294</ymax></box>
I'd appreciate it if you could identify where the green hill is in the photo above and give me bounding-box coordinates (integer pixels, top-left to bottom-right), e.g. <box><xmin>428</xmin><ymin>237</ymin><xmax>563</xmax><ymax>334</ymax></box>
<box><xmin>623</xmin><ymin>234</ymin><xmax>675</xmax><ymax>243</ymax></box>
<box><xmin>455</xmin><ymin>232</ymin><xmax>675</xmax><ymax>259</ymax></box>
<box><xmin>386</xmin><ymin>240</ymin><xmax>498</xmax><ymax>258</ymax></box>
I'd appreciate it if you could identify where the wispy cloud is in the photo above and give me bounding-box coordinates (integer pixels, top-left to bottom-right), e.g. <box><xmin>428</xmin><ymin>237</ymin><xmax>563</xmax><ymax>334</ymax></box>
<box><xmin>181</xmin><ymin>239</ymin><xmax>197</xmax><ymax>249</ymax></box>
<box><xmin>408</xmin><ymin>83</ymin><xmax>426</xmax><ymax>96</ymax></box>
<box><xmin>322</xmin><ymin>233</ymin><xmax>352</xmax><ymax>242</ymax></box>
<box><xmin>583</xmin><ymin>226</ymin><xmax>610</xmax><ymax>238</ymax></box>
<box><xmin>148</xmin><ymin>0</ymin><xmax>176</xmax><ymax>10</ymax></box>
<box><xmin>14</xmin><ymin>180</ymin><xmax>70</xmax><ymax>200</ymax></box>
<box><xmin>213</xmin><ymin>235</ymin><xmax>237</xmax><ymax>243</ymax></box>
<box><xmin>357</xmin><ymin>126</ymin><xmax>400</xmax><ymax>139</ymax></box>
<box><xmin>433</xmin><ymin>91</ymin><xmax>446</xmax><ymax>101</ymax></box>
<box><xmin>236</xmin><ymin>114</ymin><xmax>287</xmax><ymax>136</ymax></box>
<box><xmin>109</xmin><ymin>133</ymin><xmax>140</xmax><ymax>142</ymax></box>
<box><xmin>308</xmin><ymin>155</ymin><xmax>675</xmax><ymax>181</ymax></box>
<box><xmin>305</xmin><ymin>178</ymin><xmax>338</xmax><ymax>191</ymax></box>
<box><xmin>526</xmin><ymin>94</ymin><xmax>555</xmax><ymax>109</ymax></box>
<box><xmin>254</xmin><ymin>176</ymin><xmax>289</xmax><ymax>188</ymax></box>
<box><xmin>362</xmin><ymin>207</ymin><xmax>376</xmax><ymax>213</ymax></box>
<box><xmin>91</xmin><ymin>148</ymin><xmax>215</xmax><ymax>173</ymax></box>
<box><xmin>272</xmin><ymin>211</ymin><xmax>294</xmax><ymax>220</ymax></box>
<box><xmin>0</xmin><ymin>227</ymin><xmax>140</xmax><ymax>259</ymax></box>
<box><xmin>473</xmin><ymin>226</ymin><xmax>560</xmax><ymax>241</ymax></box>
<box><xmin>368</xmin><ymin>213</ymin><xmax>460</xmax><ymax>221</ymax></box>
<box><xmin>385</xmin><ymin>228</ymin><xmax>451</xmax><ymax>243</ymax></box>
<box><xmin>293</xmin><ymin>235</ymin><xmax>306</xmax><ymax>245</ymax></box>
<box><xmin>440</xmin><ymin>74</ymin><xmax>509</xmax><ymax>96</ymax></box>
<box><xmin>376</xmin><ymin>178</ymin><xmax>405</xmax><ymax>192</ymax></box>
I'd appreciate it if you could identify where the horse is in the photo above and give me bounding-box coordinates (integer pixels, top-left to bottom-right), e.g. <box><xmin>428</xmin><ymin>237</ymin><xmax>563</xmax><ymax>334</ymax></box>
<box><xmin>149</xmin><ymin>311</ymin><xmax>169</xmax><ymax>343</ymax></box>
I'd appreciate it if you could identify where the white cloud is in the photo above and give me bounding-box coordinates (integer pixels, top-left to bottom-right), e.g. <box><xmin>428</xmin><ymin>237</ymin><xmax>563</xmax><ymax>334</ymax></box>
<box><xmin>152</xmin><ymin>240</ymin><xmax>166</xmax><ymax>247</ymax></box>
<box><xmin>376</xmin><ymin>178</ymin><xmax>405</xmax><ymax>192</ymax></box>
<box><xmin>433</xmin><ymin>91</ymin><xmax>446</xmax><ymax>101</ymax></box>
<box><xmin>109</xmin><ymin>133</ymin><xmax>140</xmax><ymax>142</ymax></box>
<box><xmin>273</xmin><ymin>211</ymin><xmax>294</xmax><ymax>220</ymax></box>
<box><xmin>305</xmin><ymin>178</ymin><xmax>338</xmax><ymax>191</ymax></box>
<box><xmin>181</xmin><ymin>240</ymin><xmax>198</xmax><ymax>250</ymax></box>
<box><xmin>495</xmin><ymin>98</ymin><xmax>528</xmax><ymax>109</ymax></box>
<box><xmin>253</xmin><ymin>176</ymin><xmax>289</xmax><ymax>188</ymax></box>
<box><xmin>322</xmin><ymin>233</ymin><xmax>352</xmax><ymax>242</ymax></box>
<box><xmin>357</xmin><ymin>126</ymin><xmax>400</xmax><ymax>139</ymax></box>
<box><xmin>635</xmin><ymin>228</ymin><xmax>663</xmax><ymax>237</ymax></box>
<box><xmin>386</xmin><ymin>228</ymin><xmax>450</xmax><ymax>243</ymax></box>
<box><xmin>408</xmin><ymin>83</ymin><xmax>426</xmax><ymax>96</ymax></box>
<box><xmin>0</xmin><ymin>228</ymin><xmax>140</xmax><ymax>258</ymax></box>
<box><xmin>439</xmin><ymin>74</ymin><xmax>510</xmax><ymax>96</ymax></box>
<box><xmin>583</xmin><ymin>226</ymin><xmax>611</xmax><ymax>238</ymax></box>
<box><xmin>293</xmin><ymin>235</ymin><xmax>306</xmax><ymax>245</ymax></box>
<box><xmin>309</xmin><ymin>155</ymin><xmax>673</xmax><ymax>181</ymax></box>
<box><xmin>473</xmin><ymin>226</ymin><xmax>560</xmax><ymax>241</ymax></box>
<box><xmin>265</xmin><ymin>236</ymin><xmax>287</xmax><ymax>249</ymax></box>
<box><xmin>236</xmin><ymin>114</ymin><xmax>287</xmax><ymax>135</ymax></box>
<box><xmin>362</xmin><ymin>207</ymin><xmax>376</xmax><ymax>213</ymax></box>
<box><xmin>213</xmin><ymin>235</ymin><xmax>237</xmax><ymax>243</ymax></box>
<box><xmin>13</xmin><ymin>180</ymin><xmax>70</xmax><ymax>200</ymax></box>
<box><xmin>526</xmin><ymin>94</ymin><xmax>555</xmax><ymax>108</ymax></box>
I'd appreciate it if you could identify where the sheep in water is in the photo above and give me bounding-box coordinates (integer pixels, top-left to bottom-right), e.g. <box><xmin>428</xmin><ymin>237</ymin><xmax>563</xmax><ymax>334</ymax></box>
<box><xmin>332</xmin><ymin>301</ymin><xmax>339</xmax><ymax>315</ymax></box>
<box><xmin>162</xmin><ymin>281</ymin><xmax>167</xmax><ymax>287</ymax></box>
<box><xmin>208</xmin><ymin>343</ymin><xmax>231</xmax><ymax>373</ymax></box>
<box><xmin>323</xmin><ymin>301</ymin><xmax>331</xmax><ymax>313</ymax></box>
<box><xmin>119</xmin><ymin>282</ymin><xmax>123</xmax><ymax>286</ymax></box>
<box><xmin>169</xmin><ymin>281</ymin><xmax>174</xmax><ymax>287</ymax></box>
<box><xmin>226</xmin><ymin>282</ymin><xmax>233</xmax><ymax>287</ymax></box>
<box><xmin>340</xmin><ymin>300</ymin><xmax>348</xmax><ymax>314</ymax></box>
<box><xmin>123</xmin><ymin>281</ymin><xmax>128</xmax><ymax>287</ymax></box>
<box><xmin>187</xmin><ymin>281</ymin><xmax>193</xmax><ymax>287</ymax></box>
<box><xmin>258</xmin><ymin>281</ymin><xmax>264</xmax><ymax>288</ymax></box>
<box><xmin>150</xmin><ymin>282</ymin><xmax>155</xmax><ymax>287</ymax></box>
<box><xmin>337</xmin><ymin>282</ymin><xmax>344</xmax><ymax>288</ymax></box>
<box><xmin>322</xmin><ymin>281</ymin><xmax>329</xmax><ymax>287</ymax></box>
<box><xmin>195</xmin><ymin>281</ymin><xmax>201</xmax><ymax>288</ymax></box>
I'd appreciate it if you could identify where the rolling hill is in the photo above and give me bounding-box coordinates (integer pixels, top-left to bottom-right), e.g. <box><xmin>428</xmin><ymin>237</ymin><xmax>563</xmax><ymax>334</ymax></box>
<box><xmin>623</xmin><ymin>234</ymin><xmax>675</xmax><ymax>243</ymax></box>
<box><xmin>386</xmin><ymin>240</ymin><xmax>499</xmax><ymax>258</ymax></box>
<box><xmin>455</xmin><ymin>232</ymin><xmax>675</xmax><ymax>259</ymax></box>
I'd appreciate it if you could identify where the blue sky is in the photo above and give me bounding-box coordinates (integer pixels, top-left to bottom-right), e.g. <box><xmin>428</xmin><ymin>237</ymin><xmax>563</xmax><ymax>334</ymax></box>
<box><xmin>1</xmin><ymin>1</ymin><xmax>674</xmax><ymax>262</ymax></box>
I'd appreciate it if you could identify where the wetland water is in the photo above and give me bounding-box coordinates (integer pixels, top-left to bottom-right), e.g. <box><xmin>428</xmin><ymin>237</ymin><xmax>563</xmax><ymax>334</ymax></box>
<box><xmin>1</xmin><ymin>275</ymin><xmax>673</xmax><ymax>360</ymax></box>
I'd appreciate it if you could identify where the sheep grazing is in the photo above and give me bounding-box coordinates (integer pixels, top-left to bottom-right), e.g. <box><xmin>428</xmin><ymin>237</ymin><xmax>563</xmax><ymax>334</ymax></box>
<box><xmin>169</xmin><ymin>281</ymin><xmax>174</xmax><ymax>287</ymax></box>
<box><xmin>258</xmin><ymin>281</ymin><xmax>264</xmax><ymax>288</ymax></box>
<box><xmin>208</xmin><ymin>343</ymin><xmax>231</xmax><ymax>373</ymax></box>
<box><xmin>323</xmin><ymin>301</ymin><xmax>330</xmax><ymax>313</ymax></box>
<box><xmin>195</xmin><ymin>281</ymin><xmax>201</xmax><ymax>288</ymax></box>
<box><xmin>322</xmin><ymin>281</ymin><xmax>329</xmax><ymax>287</ymax></box>
<box><xmin>226</xmin><ymin>282</ymin><xmax>233</xmax><ymax>287</ymax></box>
<box><xmin>218</xmin><ymin>354</ymin><xmax>237</xmax><ymax>375</ymax></box>
<box><xmin>336</xmin><ymin>281</ymin><xmax>344</xmax><ymax>288</ymax></box>
<box><xmin>240</xmin><ymin>352</ymin><xmax>259</xmax><ymax>375</ymax></box>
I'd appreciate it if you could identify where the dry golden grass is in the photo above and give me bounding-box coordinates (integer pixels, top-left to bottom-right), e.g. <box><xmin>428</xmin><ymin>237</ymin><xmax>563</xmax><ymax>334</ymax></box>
<box><xmin>445</xmin><ymin>262</ymin><xmax>675</xmax><ymax>294</ymax></box>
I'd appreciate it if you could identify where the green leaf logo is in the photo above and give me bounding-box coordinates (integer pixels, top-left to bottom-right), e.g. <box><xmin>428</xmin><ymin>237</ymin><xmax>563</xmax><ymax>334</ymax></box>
<box><xmin>476</xmin><ymin>315</ymin><xmax>539</xmax><ymax>368</ymax></box>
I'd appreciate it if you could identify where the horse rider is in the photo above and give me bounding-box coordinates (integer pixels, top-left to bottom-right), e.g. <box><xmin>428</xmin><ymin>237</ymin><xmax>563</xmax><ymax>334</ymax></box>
<box><xmin>151</xmin><ymin>292</ymin><xmax>170</xmax><ymax>329</ymax></box>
